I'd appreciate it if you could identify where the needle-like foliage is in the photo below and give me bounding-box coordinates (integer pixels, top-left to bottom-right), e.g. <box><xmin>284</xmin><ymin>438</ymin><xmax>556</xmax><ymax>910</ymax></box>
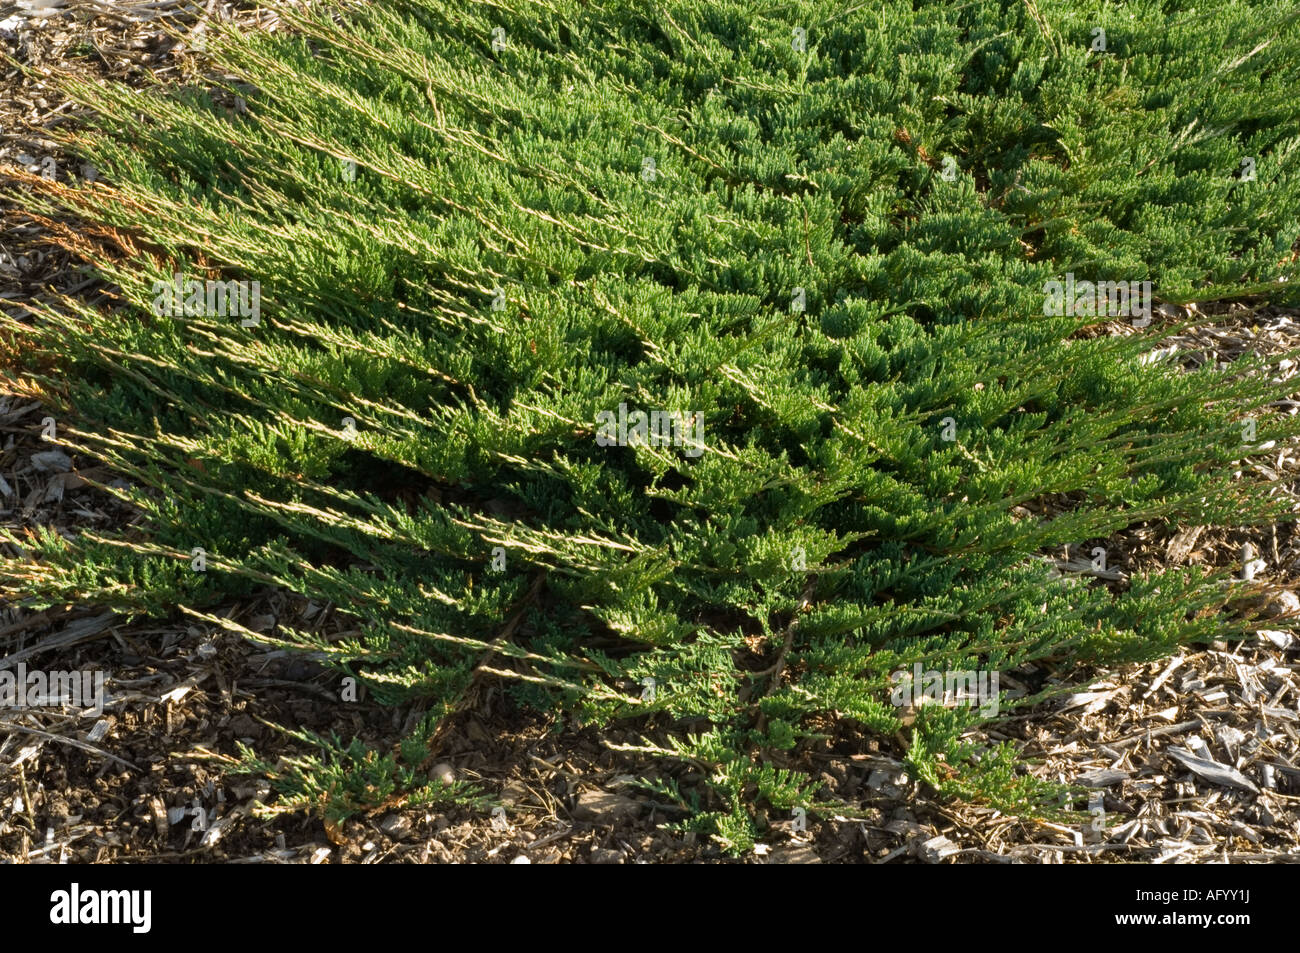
<box><xmin>4</xmin><ymin>0</ymin><xmax>1300</xmax><ymax>850</ymax></box>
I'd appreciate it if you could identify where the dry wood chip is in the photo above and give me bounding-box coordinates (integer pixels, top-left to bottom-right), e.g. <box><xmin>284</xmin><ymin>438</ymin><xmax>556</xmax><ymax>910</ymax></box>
<box><xmin>1144</xmin><ymin>656</ymin><xmax>1185</xmax><ymax>698</ymax></box>
<box><xmin>29</xmin><ymin>449</ymin><xmax>71</xmax><ymax>472</ymax></box>
<box><xmin>1078</xmin><ymin>768</ymin><xmax>1130</xmax><ymax>787</ymax></box>
<box><xmin>148</xmin><ymin>797</ymin><xmax>167</xmax><ymax>838</ymax></box>
<box><xmin>0</xmin><ymin>611</ymin><xmax>117</xmax><ymax>669</ymax></box>
<box><xmin>159</xmin><ymin>684</ymin><xmax>191</xmax><ymax>704</ymax></box>
<box><xmin>1257</xmin><ymin>630</ymin><xmax>1294</xmax><ymax>650</ymax></box>
<box><xmin>915</xmin><ymin>834</ymin><xmax>960</xmax><ymax>863</ymax></box>
<box><xmin>884</xmin><ymin>818</ymin><xmax>927</xmax><ymax>839</ymax></box>
<box><xmin>769</xmin><ymin>844</ymin><xmax>821</xmax><ymax>864</ymax></box>
<box><xmin>1062</xmin><ymin>689</ymin><xmax>1117</xmax><ymax>714</ymax></box>
<box><xmin>1167</xmin><ymin>746</ymin><xmax>1260</xmax><ymax>794</ymax></box>
<box><xmin>1165</xmin><ymin>526</ymin><xmax>1205</xmax><ymax>565</ymax></box>
<box><xmin>200</xmin><ymin>809</ymin><xmax>241</xmax><ymax>848</ymax></box>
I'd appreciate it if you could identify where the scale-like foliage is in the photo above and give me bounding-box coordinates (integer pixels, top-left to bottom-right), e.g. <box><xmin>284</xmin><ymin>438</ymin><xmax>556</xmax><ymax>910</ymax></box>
<box><xmin>4</xmin><ymin>0</ymin><xmax>1300</xmax><ymax>850</ymax></box>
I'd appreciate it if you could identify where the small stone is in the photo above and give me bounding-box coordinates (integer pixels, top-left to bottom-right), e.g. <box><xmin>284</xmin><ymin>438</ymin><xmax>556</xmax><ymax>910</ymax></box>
<box><xmin>379</xmin><ymin>814</ymin><xmax>411</xmax><ymax>838</ymax></box>
<box><xmin>590</xmin><ymin>847</ymin><xmax>623</xmax><ymax>864</ymax></box>
<box><xmin>430</xmin><ymin>762</ymin><xmax>455</xmax><ymax>785</ymax></box>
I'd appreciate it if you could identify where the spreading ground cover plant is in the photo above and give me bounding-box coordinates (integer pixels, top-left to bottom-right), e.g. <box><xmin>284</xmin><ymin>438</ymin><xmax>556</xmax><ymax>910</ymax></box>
<box><xmin>4</xmin><ymin>0</ymin><xmax>1300</xmax><ymax>850</ymax></box>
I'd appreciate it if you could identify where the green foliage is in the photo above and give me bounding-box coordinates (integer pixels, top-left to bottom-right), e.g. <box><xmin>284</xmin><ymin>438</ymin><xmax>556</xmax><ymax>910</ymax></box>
<box><xmin>5</xmin><ymin>0</ymin><xmax>1300</xmax><ymax>851</ymax></box>
<box><xmin>230</xmin><ymin>720</ymin><xmax>490</xmax><ymax>825</ymax></box>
